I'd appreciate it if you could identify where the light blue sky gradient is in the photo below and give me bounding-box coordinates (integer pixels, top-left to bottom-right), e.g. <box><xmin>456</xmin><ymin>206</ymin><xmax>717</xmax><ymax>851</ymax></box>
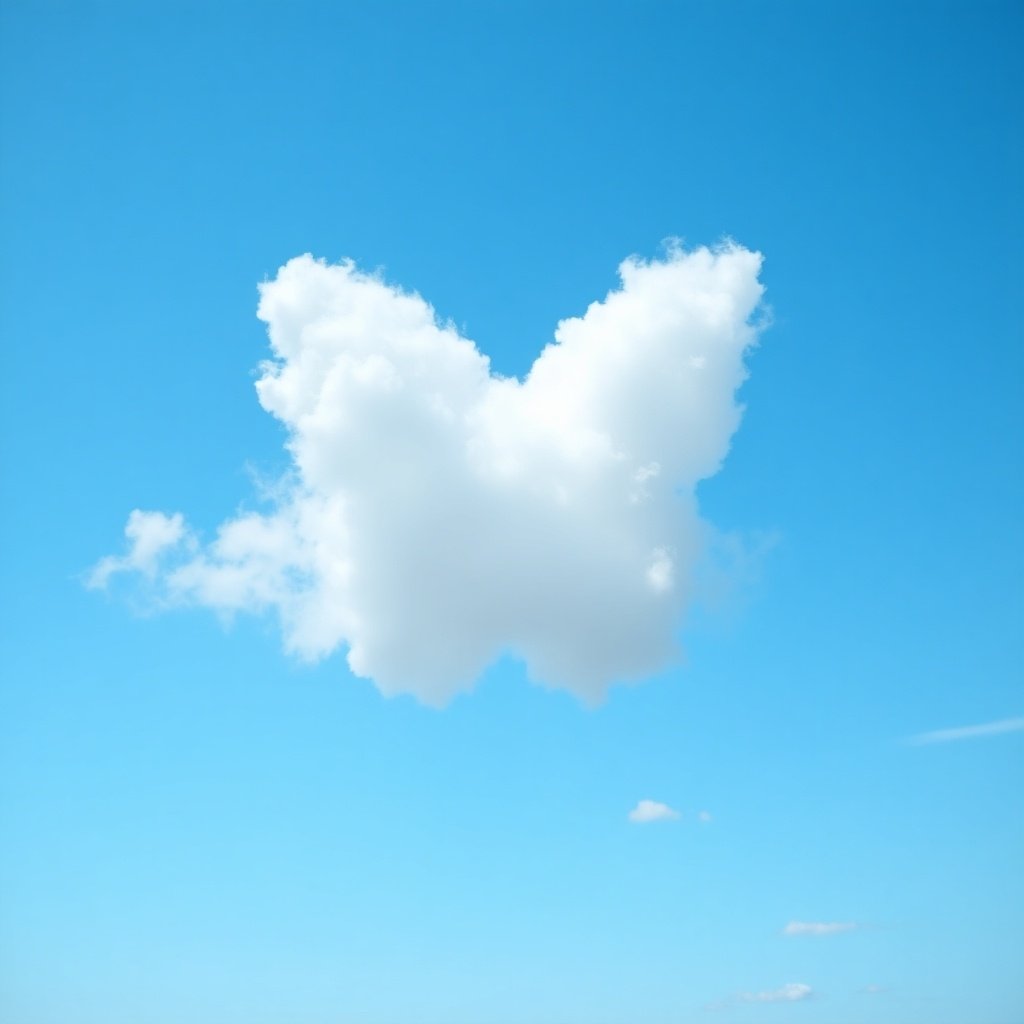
<box><xmin>1</xmin><ymin>2</ymin><xmax>1022</xmax><ymax>1022</ymax></box>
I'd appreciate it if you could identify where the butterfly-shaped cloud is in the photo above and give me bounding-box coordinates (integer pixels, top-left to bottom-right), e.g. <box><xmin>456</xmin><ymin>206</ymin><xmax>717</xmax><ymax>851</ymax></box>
<box><xmin>91</xmin><ymin>243</ymin><xmax>766</xmax><ymax>704</ymax></box>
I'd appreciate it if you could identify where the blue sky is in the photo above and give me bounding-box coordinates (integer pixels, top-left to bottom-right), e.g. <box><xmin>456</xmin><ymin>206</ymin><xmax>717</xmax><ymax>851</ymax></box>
<box><xmin>1</xmin><ymin>2</ymin><xmax>1022</xmax><ymax>1022</ymax></box>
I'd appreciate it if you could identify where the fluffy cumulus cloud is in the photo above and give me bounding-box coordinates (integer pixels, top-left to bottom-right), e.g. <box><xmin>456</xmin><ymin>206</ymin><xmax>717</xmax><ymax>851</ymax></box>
<box><xmin>783</xmin><ymin>920</ymin><xmax>858</xmax><ymax>936</ymax></box>
<box><xmin>91</xmin><ymin>243</ymin><xmax>766</xmax><ymax>704</ymax></box>
<box><xmin>627</xmin><ymin>799</ymin><xmax>680</xmax><ymax>823</ymax></box>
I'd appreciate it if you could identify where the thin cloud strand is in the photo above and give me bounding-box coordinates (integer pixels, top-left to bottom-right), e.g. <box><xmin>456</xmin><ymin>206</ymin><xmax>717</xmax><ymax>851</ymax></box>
<box><xmin>908</xmin><ymin>717</ymin><xmax>1024</xmax><ymax>745</ymax></box>
<box><xmin>783</xmin><ymin>921</ymin><xmax>858</xmax><ymax>936</ymax></box>
<box><xmin>738</xmin><ymin>983</ymin><xmax>813</xmax><ymax>1003</ymax></box>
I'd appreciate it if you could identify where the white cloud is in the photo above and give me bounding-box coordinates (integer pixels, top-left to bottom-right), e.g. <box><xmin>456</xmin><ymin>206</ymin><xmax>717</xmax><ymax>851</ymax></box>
<box><xmin>908</xmin><ymin>717</ymin><xmax>1024</xmax><ymax>745</ymax></box>
<box><xmin>86</xmin><ymin>510</ymin><xmax>188</xmax><ymax>589</ymax></box>
<box><xmin>739</xmin><ymin>983</ymin><xmax>813</xmax><ymax>1003</ymax></box>
<box><xmin>90</xmin><ymin>243</ymin><xmax>766</xmax><ymax>704</ymax></box>
<box><xmin>697</xmin><ymin>810</ymin><xmax>712</xmax><ymax>823</ymax></box>
<box><xmin>627</xmin><ymin>799</ymin><xmax>680</xmax><ymax>823</ymax></box>
<box><xmin>783</xmin><ymin>921</ymin><xmax>857</xmax><ymax>936</ymax></box>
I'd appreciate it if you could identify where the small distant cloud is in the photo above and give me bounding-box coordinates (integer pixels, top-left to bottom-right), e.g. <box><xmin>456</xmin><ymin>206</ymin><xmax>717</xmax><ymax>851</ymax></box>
<box><xmin>783</xmin><ymin>921</ymin><xmax>857</xmax><ymax>937</ymax></box>
<box><xmin>907</xmin><ymin>717</ymin><xmax>1024</xmax><ymax>746</ymax></box>
<box><xmin>738</xmin><ymin>983</ymin><xmax>813</xmax><ymax>1003</ymax></box>
<box><xmin>698</xmin><ymin>810</ymin><xmax>712</xmax><ymax>823</ymax></box>
<box><xmin>628</xmin><ymin>799</ymin><xmax>680</xmax><ymax>823</ymax></box>
<box><xmin>861</xmin><ymin>984</ymin><xmax>888</xmax><ymax>995</ymax></box>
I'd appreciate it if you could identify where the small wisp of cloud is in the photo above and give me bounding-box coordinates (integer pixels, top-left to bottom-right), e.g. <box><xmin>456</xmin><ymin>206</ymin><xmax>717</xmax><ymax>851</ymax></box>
<box><xmin>783</xmin><ymin>920</ymin><xmax>858</xmax><ymax>937</ymax></box>
<box><xmin>907</xmin><ymin>716</ymin><xmax>1024</xmax><ymax>746</ymax></box>
<box><xmin>706</xmin><ymin>982</ymin><xmax>814</xmax><ymax>1012</ymax></box>
<box><xmin>738</xmin><ymin>982</ymin><xmax>814</xmax><ymax>1003</ymax></box>
<box><xmin>627</xmin><ymin>799</ymin><xmax>680</xmax><ymax>823</ymax></box>
<box><xmin>86</xmin><ymin>510</ymin><xmax>190</xmax><ymax>589</ymax></box>
<box><xmin>741</xmin><ymin>978</ymin><xmax>811</xmax><ymax>1003</ymax></box>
